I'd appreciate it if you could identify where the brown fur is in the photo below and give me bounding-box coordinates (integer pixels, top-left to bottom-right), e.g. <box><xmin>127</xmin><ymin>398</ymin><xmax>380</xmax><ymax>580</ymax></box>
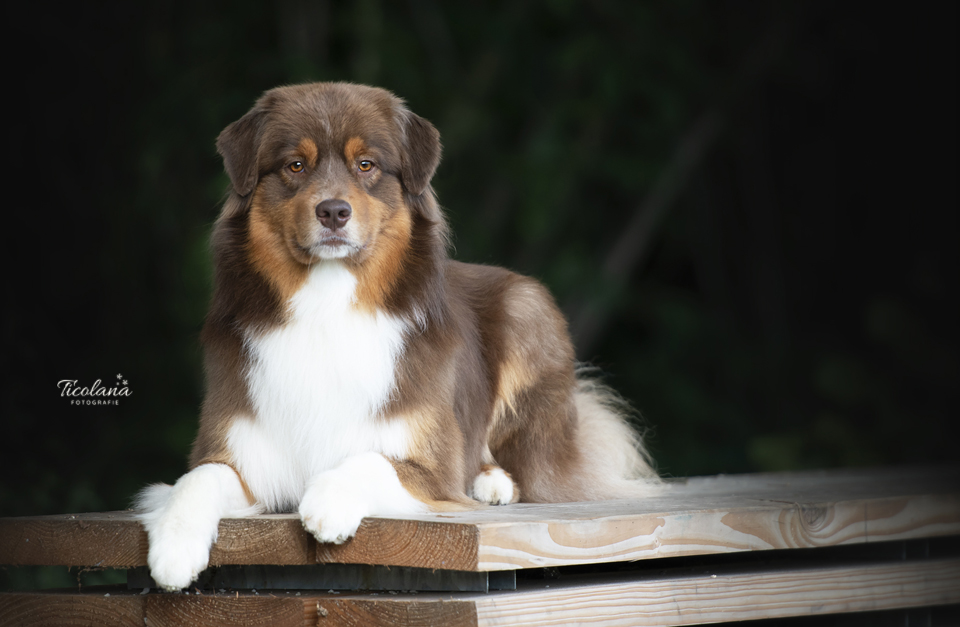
<box><xmin>192</xmin><ymin>82</ymin><xmax>657</xmax><ymax>512</ymax></box>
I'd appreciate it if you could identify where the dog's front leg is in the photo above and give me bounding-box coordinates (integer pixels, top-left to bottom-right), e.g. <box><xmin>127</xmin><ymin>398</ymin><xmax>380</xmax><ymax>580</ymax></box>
<box><xmin>298</xmin><ymin>452</ymin><xmax>427</xmax><ymax>544</ymax></box>
<box><xmin>136</xmin><ymin>463</ymin><xmax>255</xmax><ymax>591</ymax></box>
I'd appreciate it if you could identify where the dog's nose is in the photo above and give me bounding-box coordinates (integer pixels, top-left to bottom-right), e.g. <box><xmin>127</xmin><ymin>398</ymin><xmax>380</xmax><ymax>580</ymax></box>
<box><xmin>316</xmin><ymin>199</ymin><xmax>352</xmax><ymax>230</ymax></box>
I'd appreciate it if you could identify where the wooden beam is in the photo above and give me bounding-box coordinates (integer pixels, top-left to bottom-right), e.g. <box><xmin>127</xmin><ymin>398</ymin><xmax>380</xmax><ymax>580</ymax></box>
<box><xmin>472</xmin><ymin>557</ymin><xmax>960</xmax><ymax>626</ymax></box>
<box><xmin>473</xmin><ymin>491</ymin><xmax>960</xmax><ymax>570</ymax></box>
<box><xmin>0</xmin><ymin>591</ymin><xmax>146</xmax><ymax>627</ymax></box>
<box><xmin>2</xmin><ymin>558</ymin><xmax>957</xmax><ymax>626</ymax></box>
<box><xmin>0</xmin><ymin>590</ymin><xmax>479</xmax><ymax>627</ymax></box>
<box><xmin>312</xmin><ymin>518</ymin><xmax>480</xmax><ymax>571</ymax></box>
<box><xmin>0</xmin><ymin>511</ymin><xmax>147</xmax><ymax>568</ymax></box>
<box><xmin>1</xmin><ymin>466</ymin><xmax>957</xmax><ymax>572</ymax></box>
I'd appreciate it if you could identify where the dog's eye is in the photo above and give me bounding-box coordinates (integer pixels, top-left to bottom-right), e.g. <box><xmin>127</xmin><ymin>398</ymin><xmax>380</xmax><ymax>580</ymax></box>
<box><xmin>289</xmin><ymin>161</ymin><xmax>304</xmax><ymax>173</ymax></box>
<box><xmin>358</xmin><ymin>160</ymin><xmax>375</xmax><ymax>173</ymax></box>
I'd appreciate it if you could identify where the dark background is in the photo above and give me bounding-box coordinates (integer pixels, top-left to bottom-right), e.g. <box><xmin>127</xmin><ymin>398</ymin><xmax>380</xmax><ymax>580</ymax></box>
<box><xmin>3</xmin><ymin>1</ymin><xmax>956</xmax><ymax>517</ymax></box>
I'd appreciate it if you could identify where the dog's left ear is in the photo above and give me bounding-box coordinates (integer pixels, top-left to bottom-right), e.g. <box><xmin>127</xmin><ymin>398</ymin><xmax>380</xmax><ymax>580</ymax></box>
<box><xmin>399</xmin><ymin>110</ymin><xmax>441</xmax><ymax>197</ymax></box>
<box><xmin>217</xmin><ymin>107</ymin><xmax>265</xmax><ymax>198</ymax></box>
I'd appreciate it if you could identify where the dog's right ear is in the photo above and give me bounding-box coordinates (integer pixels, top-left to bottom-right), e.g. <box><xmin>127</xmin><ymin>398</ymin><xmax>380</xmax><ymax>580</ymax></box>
<box><xmin>216</xmin><ymin>107</ymin><xmax>265</xmax><ymax>198</ymax></box>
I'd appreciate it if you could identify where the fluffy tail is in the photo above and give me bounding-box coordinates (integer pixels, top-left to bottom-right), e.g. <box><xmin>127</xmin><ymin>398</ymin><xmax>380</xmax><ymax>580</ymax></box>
<box><xmin>574</xmin><ymin>368</ymin><xmax>661</xmax><ymax>499</ymax></box>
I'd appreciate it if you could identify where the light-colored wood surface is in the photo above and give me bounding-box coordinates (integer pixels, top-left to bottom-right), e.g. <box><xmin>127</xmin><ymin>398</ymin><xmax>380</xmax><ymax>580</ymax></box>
<box><xmin>473</xmin><ymin>557</ymin><xmax>960</xmax><ymax>626</ymax></box>
<box><xmin>2</xmin><ymin>558</ymin><xmax>957</xmax><ymax>626</ymax></box>
<box><xmin>1</xmin><ymin>465</ymin><xmax>957</xmax><ymax>572</ymax></box>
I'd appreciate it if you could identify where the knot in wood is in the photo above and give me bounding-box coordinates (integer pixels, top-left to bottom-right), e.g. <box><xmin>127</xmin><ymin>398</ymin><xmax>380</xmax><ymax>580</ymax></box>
<box><xmin>800</xmin><ymin>505</ymin><xmax>828</xmax><ymax>531</ymax></box>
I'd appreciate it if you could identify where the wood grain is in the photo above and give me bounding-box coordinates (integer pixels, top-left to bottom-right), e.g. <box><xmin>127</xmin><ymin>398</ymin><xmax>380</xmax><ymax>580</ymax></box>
<box><xmin>315</xmin><ymin>598</ymin><xmax>477</xmax><ymax>627</ymax></box>
<box><xmin>1</xmin><ymin>466</ymin><xmax>956</xmax><ymax>572</ymax></box>
<box><xmin>0</xmin><ymin>590</ymin><xmax>478</xmax><ymax>627</ymax></box>
<box><xmin>314</xmin><ymin>518</ymin><xmax>480</xmax><ymax>571</ymax></box>
<box><xmin>145</xmin><ymin>594</ymin><xmax>307</xmax><ymax>627</ymax></box>
<box><xmin>3</xmin><ymin>558</ymin><xmax>956</xmax><ymax>626</ymax></box>
<box><xmin>474</xmin><ymin>493</ymin><xmax>960</xmax><ymax>570</ymax></box>
<box><xmin>0</xmin><ymin>512</ymin><xmax>147</xmax><ymax>568</ymax></box>
<box><xmin>209</xmin><ymin>516</ymin><xmax>313</xmax><ymax>566</ymax></box>
<box><xmin>473</xmin><ymin>557</ymin><xmax>960</xmax><ymax>626</ymax></box>
<box><xmin>0</xmin><ymin>591</ymin><xmax>145</xmax><ymax>627</ymax></box>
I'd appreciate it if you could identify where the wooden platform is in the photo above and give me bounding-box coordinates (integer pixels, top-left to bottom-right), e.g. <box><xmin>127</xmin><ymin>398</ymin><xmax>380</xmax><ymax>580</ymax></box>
<box><xmin>1</xmin><ymin>465</ymin><xmax>958</xmax><ymax>626</ymax></box>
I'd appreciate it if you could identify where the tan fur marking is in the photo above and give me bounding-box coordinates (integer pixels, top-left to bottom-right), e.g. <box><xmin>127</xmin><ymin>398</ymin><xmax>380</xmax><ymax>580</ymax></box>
<box><xmin>296</xmin><ymin>138</ymin><xmax>318</xmax><ymax>168</ymax></box>
<box><xmin>391</xmin><ymin>458</ymin><xmax>477</xmax><ymax>512</ymax></box>
<box><xmin>488</xmin><ymin>284</ymin><xmax>543</xmax><ymax>440</ymax></box>
<box><xmin>351</xmin><ymin>198</ymin><xmax>413</xmax><ymax>311</ymax></box>
<box><xmin>344</xmin><ymin>136</ymin><xmax>367</xmax><ymax>163</ymax></box>
<box><xmin>493</xmin><ymin>356</ymin><xmax>537</xmax><ymax>420</ymax></box>
<box><xmin>384</xmin><ymin>366</ymin><xmax>476</xmax><ymax>511</ymax></box>
<box><xmin>247</xmin><ymin>193</ymin><xmax>308</xmax><ymax>304</ymax></box>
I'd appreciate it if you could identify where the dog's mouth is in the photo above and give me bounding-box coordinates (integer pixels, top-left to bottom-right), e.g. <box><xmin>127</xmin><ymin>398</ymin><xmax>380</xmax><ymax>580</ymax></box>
<box><xmin>318</xmin><ymin>234</ymin><xmax>354</xmax><ymax>247</ymax></box>
<box><xmin>297</xmin><ymin>235</ymin><xmax>363</xmax><ymax>260</ymax></box>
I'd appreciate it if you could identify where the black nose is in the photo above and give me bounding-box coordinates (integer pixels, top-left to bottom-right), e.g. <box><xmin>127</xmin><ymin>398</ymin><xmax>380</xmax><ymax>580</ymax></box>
<box><xmin>316</xmin><ymin>199</ymin><xmax>352</xmax><ymax>230</ymax></box>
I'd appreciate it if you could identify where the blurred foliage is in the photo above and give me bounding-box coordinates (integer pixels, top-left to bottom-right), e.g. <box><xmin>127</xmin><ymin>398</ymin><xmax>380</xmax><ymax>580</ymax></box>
<box><xmin>2</xmin><ymin>1</ymin><xmax>956</xmax><ymax>518</ymax></box>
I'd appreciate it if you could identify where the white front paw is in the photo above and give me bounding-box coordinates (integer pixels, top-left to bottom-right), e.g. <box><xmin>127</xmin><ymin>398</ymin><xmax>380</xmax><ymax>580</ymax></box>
<box><xmin>147</xmin><ymin>534</ymin><xmax>211</xmax><ymax>591</ymax></box>
<box><xmin>472</xmin><ymin>466</ymin><xmax>517</xmax><ymax>505</ymax></box>
<box><xmin>299</xmin><ymin>478</ymin><xmax>367</xmax><ymax>544</ymax></box>
<box><xmin>135</xmin><ymin>464</ymin><xmax>252</xmax><ymax>591</ymax></box>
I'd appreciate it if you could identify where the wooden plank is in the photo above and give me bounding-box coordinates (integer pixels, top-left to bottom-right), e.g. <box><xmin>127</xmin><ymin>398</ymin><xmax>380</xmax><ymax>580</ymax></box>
<box><xmin>3</xmin><ymin>558</ymin><xmax>957</xmax><ymax>626</ymax></box>
<box><xmin>0</xmin><ymin>512</ymin><xmax>147</xmax><ymax>568</ymax></box>
<box><xmin>313</xmin><ymin>518</ymin><xmax>480</xmax><ymax>571</ymax></box>
<box><xmin>1</xmin><ymin>466</ymin><xmax>957</xmax><ymax>572</ymax></box>
<box><xmin>0</xmin><ymin>590</ymin><xmax>478</xmax><ymax>627</ymax></box>
<box><xmin>473</xmin><ymin>557</ymin><xmax>960</xmax><ymax>626</ymax></box>
<box><xmin>209</xmin><ymin>515</ymin><xmax>314</xmax><ymax>566</ymax></box>
<box><xmin>144</xmin><ymin>594</ymin><xmax>311</xmax><ymax>627</ymax></box>
<box><xmin>0</xmin><ymin>590</ymin><xmax>146</xmax><ymax>627</ymax></box>
<box><xmin>307</xmin><ymin>597</ymin><xmax>477</xmax><ymax>627</ymax></box>
<box><xmin>0</xmin><ymin>514</ymin><xmax>480</xmax><ymax>571</ymax></box>
<box><xmin>474</xmin><ymin>493</ymin><xmax>960</xmax><ymax>570</ymax></box>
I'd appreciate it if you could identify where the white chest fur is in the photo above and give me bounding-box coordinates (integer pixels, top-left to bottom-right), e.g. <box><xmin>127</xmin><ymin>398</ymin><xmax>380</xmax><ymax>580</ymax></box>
<box><xmin>227</xmin><ymin>262</ymin><xmax>412</xmax><ymax>511</ymax></box>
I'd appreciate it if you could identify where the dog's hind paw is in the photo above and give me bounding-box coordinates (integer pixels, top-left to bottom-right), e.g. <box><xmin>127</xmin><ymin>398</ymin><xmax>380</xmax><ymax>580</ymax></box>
<box><xmin>471</xmin><ymin>465</ymin><xmax>519</xmax><ymax>505</ymax></box>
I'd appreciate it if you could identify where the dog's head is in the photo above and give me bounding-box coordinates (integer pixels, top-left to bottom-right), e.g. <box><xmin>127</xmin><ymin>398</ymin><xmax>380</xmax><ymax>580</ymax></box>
<box><xmin>216</xmin><ymin>82</ymin><xmax>441</xmax><ymax>266</ymax></box>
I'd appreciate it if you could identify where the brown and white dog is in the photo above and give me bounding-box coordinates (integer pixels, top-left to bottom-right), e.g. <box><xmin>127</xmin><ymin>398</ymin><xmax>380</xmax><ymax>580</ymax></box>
<box><xmin>136</xmin><ymin>82</ymin><xmax>658</xmax><ymax>591</ymax></box>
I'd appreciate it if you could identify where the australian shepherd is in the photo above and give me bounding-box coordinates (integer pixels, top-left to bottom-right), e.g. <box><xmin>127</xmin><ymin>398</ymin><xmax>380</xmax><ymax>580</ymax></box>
<box><xmin>136</xmin><ymin>82</ymin><xmax>658</xmax><ymax>591</ymax></box>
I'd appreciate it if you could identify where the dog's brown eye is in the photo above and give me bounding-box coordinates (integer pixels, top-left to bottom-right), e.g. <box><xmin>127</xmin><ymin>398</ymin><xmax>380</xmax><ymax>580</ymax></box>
<box><xmin>289</xmin><ymin>161</ymin><xmax>304</xmax><ymax>173</ymax></box>
<box><xmin>358</xmin><ymin>160</ymin><xmax>374</xmax><ymax>172</ymax></box>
